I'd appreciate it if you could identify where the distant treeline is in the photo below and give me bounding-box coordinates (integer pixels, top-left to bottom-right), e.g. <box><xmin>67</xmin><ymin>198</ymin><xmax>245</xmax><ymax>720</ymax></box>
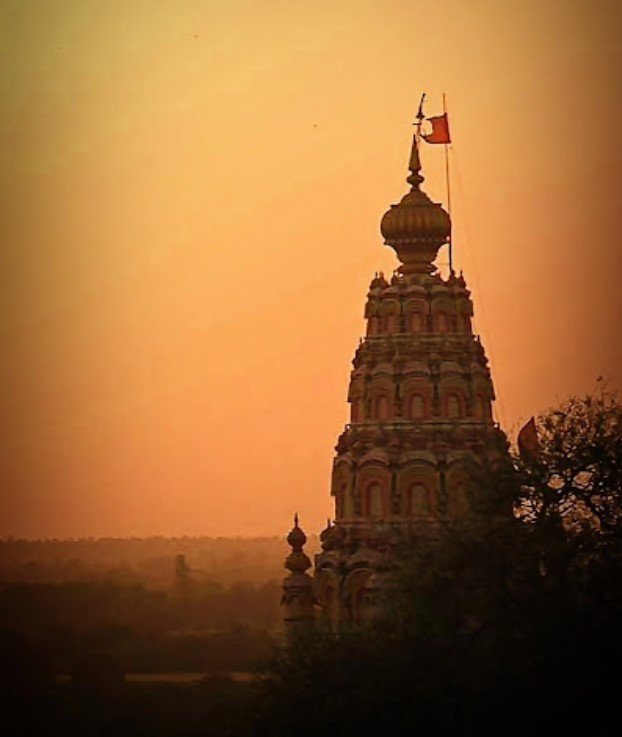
<box><xmin>0</xmin><ymin>535</ymin><xmax>319</xmax><ymax>588</ymax></box>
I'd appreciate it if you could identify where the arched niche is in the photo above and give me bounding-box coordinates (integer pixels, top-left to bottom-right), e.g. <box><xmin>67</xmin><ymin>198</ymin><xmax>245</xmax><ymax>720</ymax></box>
<box><xmin>332</xmin><ymin>463</ymin><xmax>352</xmax><ymax>519</ymax></box>
<box><xmin>377</xmin><ymin>300</ymin><xmax>399</xmax><ymax>335</ymax></box>
<box><xmin>446</xmin><ymin>464</ymin><xmax>477</xmax><ymax>518</ymax></box>
<box><xmin>398</xmin><ymin>465</ymin><xmax>438</xmax><ymax>517</ymax></box>
<box><xmin>408</xmin><ymin>482</ymin><xmax>431</xmax><ymax>515</ymax></box>
<box><xmin>440</xmin><ymin>384</ymin><xmax>467</xmax><ymax>419</ymax></box>
<box><xmin>364</xmin><ymin>299</ymin><xmax>379</xmax><ymax>319</ymax></box>
<box><xmin>474</xmin><ymin>393</ymin><xmax>491</xmax><ymax>420</ymax></box>
<box><xmin>446</xmin><ymin>393</ymin><xmax>462</xmax><ymax>419</ymax></box>
<box><xmin>378</xmin><ymin>299</ymin><xmax>399</xmax><ymax>317</ymax></box>
<box><xmin>408</xmin><ymin>393</ymin><xmax>427</xmax><ymax>420</ymax></box>
<box><xmin>448</xmin><ymin>480</ymin><xmax>469</xmax><ymax>517</ymax></box>
<box><xmin>343</xmin><ymin>488</ymin><xmax>356</xmax><ymax>518</ymax></box>
<box><xmin>455</xmin><ymin>299</ymin><xmax>472</xmax><ymax>333</ymax></box>
<box><xmin>314</xmin><ymin>568</ymin><xmax>342</xmax><ymax>632</ymax></box>
<box><xmin>343</xmin><ymin>568</ymin><xmax>372</xmax><ymax>628</ymax></box>
<box><xmin>402</xmin><ymin>378</ymin><xmax>432</xmax><ymax>420</ymax></box>
<box><xmin>350</xmin><ymin>396</ymin><xmax>365</xmax><ymax>422</ymax></box>
<box><xmin>436</xmin><ymin>312</ymin><xmax>449</xmax><ymax>333</ymax></box>
<box><xmin>357</xmin><ymin>464</ymin><xmax>391</xmax><ymax>520</ymax></box>
<box><xmin>373</xmin><ymin>393</ymin><xmax>392</xmax><ymax>421</ymax></box>
<box><xmin>367</xmin><ymin>316</ymin><xmax>380</xmax><ymax>336</ymax></box>
<box><xmin>471</xmin><ymin>378</ymin><xmax>493</xmax><ymax>421</ymax></box>
<box><xmin>409</xmin><ymin>312</ymin><xmax>424</xmax><ymax>332</ymax></box>
<box><xmin>366</xmin><ymin>481</ymin><xmax>385</xmax><ymax>519</ymax></box>
<box><xmin>404</xmin><ymin>298</ymin><xmax>427</xmax><ymax>332</ymax></box>
<box><xmin>431</xmin><ymin>298</ymin><xmax>454</xmax><ymax>333</ymax></box>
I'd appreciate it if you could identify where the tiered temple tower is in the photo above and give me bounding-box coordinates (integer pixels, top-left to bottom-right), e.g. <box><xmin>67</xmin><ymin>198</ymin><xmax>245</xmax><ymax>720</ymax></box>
<box><xmin>283</xmin><ymin>130</ymin><xmax>509</xmax><ymax>630</ymax></box>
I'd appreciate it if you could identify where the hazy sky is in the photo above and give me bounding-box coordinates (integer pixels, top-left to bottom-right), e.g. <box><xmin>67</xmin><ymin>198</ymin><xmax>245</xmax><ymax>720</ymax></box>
<box><xmin>2</xmin><ymin>0</ymin><xmax>621</xmax><ymax>538</ymax></box>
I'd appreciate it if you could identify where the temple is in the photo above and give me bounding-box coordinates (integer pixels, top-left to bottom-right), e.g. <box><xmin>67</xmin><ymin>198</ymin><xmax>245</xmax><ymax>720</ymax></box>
<box><xmin>282</xmin><ymin>126</ymin><xmax>509</xmax><ymax>630</ymax></box>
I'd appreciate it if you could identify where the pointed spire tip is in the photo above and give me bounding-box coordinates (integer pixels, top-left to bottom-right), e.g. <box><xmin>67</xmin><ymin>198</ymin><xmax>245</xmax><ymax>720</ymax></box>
<box><xmin>406</xmin><ymin>134</ymin><xmax>424</xmax><ymax>189</ymax></box>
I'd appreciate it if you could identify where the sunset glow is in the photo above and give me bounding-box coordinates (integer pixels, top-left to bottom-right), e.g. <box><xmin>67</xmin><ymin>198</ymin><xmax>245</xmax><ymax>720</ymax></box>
<box><xmin>2</xmin><ymin>0</ymin><xmax>621</xmax><ymax>538</ymax></box>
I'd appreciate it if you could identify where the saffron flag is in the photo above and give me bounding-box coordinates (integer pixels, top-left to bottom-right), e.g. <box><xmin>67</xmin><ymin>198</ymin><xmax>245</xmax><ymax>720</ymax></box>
<box><xmin>517</xmin><ymin>417</ymin><xmax>540</xmax><ymax>460</ymax></box>
<box><xmin>422</xmin><ymin>113</ymin><xmax>451</xmax><ymax>144</ymax></box>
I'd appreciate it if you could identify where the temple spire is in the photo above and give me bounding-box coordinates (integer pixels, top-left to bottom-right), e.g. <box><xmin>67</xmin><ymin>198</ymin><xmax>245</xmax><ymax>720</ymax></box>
<box><xmin>281</xmin><ymin>514</ymin><xmax>314</xmax><ymax>629</ymax></box>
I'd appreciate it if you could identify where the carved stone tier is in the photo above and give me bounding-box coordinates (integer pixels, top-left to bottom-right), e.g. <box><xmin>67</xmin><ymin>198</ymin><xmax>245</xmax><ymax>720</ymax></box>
<box><xmin>312</xmin><ymin>265</ymin><xmax>509</xmax><ymax>629</ymax></box>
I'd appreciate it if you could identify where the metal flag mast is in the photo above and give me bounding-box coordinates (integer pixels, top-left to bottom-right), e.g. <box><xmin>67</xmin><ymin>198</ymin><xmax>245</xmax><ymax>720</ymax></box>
<box><xmin>417</xmin><ymin>92</ymin><xmax>453</xmax><ymax>275</ymax></box>
<box><xmin>442</xmin><ymin>93</ymin><xmax>453</xmax><ymax>274</ymax></box>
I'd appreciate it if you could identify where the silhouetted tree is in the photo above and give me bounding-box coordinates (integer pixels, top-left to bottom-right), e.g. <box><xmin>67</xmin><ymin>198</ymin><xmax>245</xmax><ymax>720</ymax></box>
<box><xmin>516</xmin><ymin>386</ymin><xmax>622</xmax><ymax>535</ymax></box>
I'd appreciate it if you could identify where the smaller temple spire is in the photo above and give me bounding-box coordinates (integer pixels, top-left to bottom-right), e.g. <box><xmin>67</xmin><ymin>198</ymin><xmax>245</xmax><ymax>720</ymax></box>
<box><xmin>282</xmin><ymin>514</ymin><xmax>315</xmax><ymax>629</ymax></box>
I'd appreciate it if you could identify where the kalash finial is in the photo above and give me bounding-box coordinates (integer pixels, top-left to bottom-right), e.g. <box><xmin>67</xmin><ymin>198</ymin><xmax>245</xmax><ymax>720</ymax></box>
<box><xmin>380</xmin><ymin>95</ymin><xmax>451</xmax><ymax>277</ymax></box>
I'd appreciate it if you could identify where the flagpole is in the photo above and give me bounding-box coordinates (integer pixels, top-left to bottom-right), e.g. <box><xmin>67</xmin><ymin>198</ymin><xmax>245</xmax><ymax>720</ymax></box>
<box><xmin>443</xmin><ymin>93</ymin><xmax>453</xmax><ymax>274</ymax></box>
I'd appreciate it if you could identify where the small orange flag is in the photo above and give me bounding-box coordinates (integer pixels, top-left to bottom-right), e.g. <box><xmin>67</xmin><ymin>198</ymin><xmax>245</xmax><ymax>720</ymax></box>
<box><xmin>518</xmin><ymin>417</ymin><xmax>540</xmax><ymax>460</ymax></box>
<box><xmin>422</xmin><ymin>113</ymin><xmax>451</xmax><ymax>144</ymax></box>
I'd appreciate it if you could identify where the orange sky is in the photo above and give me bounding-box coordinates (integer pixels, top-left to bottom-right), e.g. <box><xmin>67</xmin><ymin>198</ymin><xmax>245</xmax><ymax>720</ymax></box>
<box><xmin>2</xmin><ymin>0</ymin><xmax>621</xmax><ymax>538</ymax></box>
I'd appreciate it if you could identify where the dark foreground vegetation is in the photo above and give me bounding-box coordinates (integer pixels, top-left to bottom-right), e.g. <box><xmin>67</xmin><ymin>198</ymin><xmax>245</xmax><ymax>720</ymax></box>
<box><xmin>2</xmin><ymin>389</ymin><xmax>621</xmax><ymax>735</ymax></box>
<box><xmin>0</xmin><ymin>547</ymin><xmax>282</xmax><ymax>734</ymax></box>
<box><xmin>0</xmin><ymin>578</ymin><xmax>280</xmax><ymax>664</ymax></box>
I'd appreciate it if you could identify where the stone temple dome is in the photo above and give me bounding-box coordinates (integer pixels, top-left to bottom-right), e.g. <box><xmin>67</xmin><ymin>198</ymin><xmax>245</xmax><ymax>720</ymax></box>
<box><xmin>380</xmin><ymin>136</ymin><xmax>451</xmax><ymax>276</ymax></box>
